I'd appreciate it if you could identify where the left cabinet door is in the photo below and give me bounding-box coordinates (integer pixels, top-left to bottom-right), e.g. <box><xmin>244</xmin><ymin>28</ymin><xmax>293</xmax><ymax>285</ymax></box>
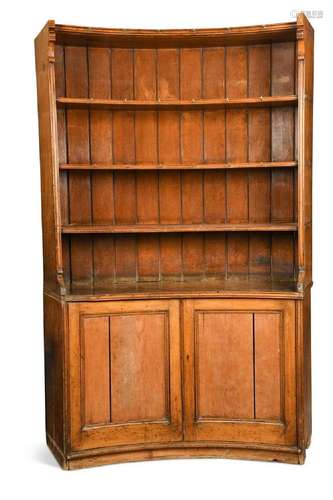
<box><xmin>68</xmin><ymin>300</ymin><xmax>182</xmax><ymax>451</ymax></box>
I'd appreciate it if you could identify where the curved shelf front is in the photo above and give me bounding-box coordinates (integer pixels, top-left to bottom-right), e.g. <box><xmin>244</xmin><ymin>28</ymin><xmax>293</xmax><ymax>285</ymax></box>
<box><xmin>56</xmin><ymin>95</ymin><xmax>298</xmax><ymax>110</ymax></box>
<box><xmin>59</xmin><ymin>161</ymin><xmax>298</xmax><ymax>171</ymax></box>
<box><xmin>61</xmin><ymin>223</ymin><xmax>298</xmax><ymax>234</ymax></box>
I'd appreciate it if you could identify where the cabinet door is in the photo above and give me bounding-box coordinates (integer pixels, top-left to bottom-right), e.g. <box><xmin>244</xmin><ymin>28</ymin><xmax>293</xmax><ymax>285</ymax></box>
<box><xmin>68</xmin><ymin>300</ymin><xmax>182</xmax><ymax>451</ymax></box>
<box><xmin>183</xmin><ymin>299</ymin><xmax>296</xmax><ymax>446</ymax></box>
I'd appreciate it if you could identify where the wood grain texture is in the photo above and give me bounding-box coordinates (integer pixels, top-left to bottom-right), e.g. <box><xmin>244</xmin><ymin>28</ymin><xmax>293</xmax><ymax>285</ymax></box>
<box><xmin>37</xmin><ymin>16</ymin><xmax>313</xmax><ymax>469</ymax></box>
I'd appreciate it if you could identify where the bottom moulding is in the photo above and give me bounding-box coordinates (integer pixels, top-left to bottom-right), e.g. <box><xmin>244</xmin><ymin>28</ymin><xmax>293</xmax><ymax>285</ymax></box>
<box><xmin>47</xmin><ymin>435</ymin><xmax>306</xmax><ymax>470</ymax></box>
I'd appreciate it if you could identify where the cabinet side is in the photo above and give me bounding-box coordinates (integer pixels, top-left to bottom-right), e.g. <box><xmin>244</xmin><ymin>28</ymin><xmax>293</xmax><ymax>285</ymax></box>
<box><xmin>296</xmin><ymin>291</ymin><xmax>312</xmax><ymax>450</ymax></box>
<box><xmin>35</xmin><ymin>21</ymin><xmax>64</xmax><ymax>294</ymax></box>
<box><xmin>44</xmin><ymin>294</ymin><xmax>68</xmax><ymax>467</ymax></box>
<box><xmin>297</xmin><ymin>13</ymin><xmax>314</xmax><ymax>291</ymax></box>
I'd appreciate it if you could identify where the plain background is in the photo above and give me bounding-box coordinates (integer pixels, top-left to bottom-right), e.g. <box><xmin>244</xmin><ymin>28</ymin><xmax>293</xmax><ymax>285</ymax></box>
<box><xmin>1</xmin><ymin>0</ymin><xmax>332</xmax><ymax>497</ymax></box>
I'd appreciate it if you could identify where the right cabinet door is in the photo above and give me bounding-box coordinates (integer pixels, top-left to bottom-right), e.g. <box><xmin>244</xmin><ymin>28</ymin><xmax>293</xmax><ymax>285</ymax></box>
<box><xmin>183</xmin><ymin>299</ymin><xmax>296</xmax><ymax>446</ymax></box>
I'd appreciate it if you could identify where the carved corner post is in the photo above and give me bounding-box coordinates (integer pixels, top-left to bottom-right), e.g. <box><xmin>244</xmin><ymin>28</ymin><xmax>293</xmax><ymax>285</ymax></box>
<box><xmin>35</xmin><ymin>20</ymin><xmax>65</xmax><ymax>296</ymax></box>
<box><xmin>296</xmin><ymin>13</ymin><xmax>314</xmax><ymax>292</ymax></box>
<box><xmin>296</xmin><ymin>11</ymin><xmax>314</xmax><ymax>458</ymax></box>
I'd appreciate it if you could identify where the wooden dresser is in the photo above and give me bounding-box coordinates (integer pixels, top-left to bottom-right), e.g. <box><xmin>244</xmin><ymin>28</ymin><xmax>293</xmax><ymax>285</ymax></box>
<box><xmin>35</xmin><ymin>14</ymin><xmax>313</xmax><ymax>469</ymax></box>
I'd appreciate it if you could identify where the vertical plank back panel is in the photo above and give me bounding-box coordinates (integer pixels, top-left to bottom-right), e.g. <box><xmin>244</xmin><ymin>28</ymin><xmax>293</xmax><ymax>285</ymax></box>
<box><xmin>247</xmin><ymin>45</ymin><xmax>271</xmax><ymax>279</ymax></box>
<box><xmin>65</xmin><ymin>47</ymin><xmax>91</xmax><ymax>223</ymax></box>
<box><xmin>271</xmin><ymin>42</ymin><xmax>295</xmax><ymax>224</ymax></box>
<box><xmin>226</xmin><ymin>59</ymin><xmax>249</xmax><ymax>280</ymax></box>
<box><xmin>134</xmin><ymin>49</ymin><xmax>157</xmax><ymax>163</ymax></box>
<box><xmin>111</xmin><ymin>48</ymin><xmax>137</xmax><ymax>282</ymax></box>
<box><xmin>115</xmin><ymin>235</ymin><xmax>137</xmax><ymax>282</ymax></box>
<box><xmin>249</xmin><ymin>234</ymin><xmax>271</xmax><ymax>277</ymax></box>
<box><xmin>248</xmin><ymin>48</ymin><xmax>271</xmax><ymax>221</ymax></box>
<box><xmin>70</xmin><ymin>235</ymin><xmax>93</xmax><ymax>287</ymax></box>
<box><xmin>271</xmin><ymin>42</ymin><xmax>296</xmax><ymax>95</ymax></box>
<box><xmin>183</xmin><ymin>234</ymin><xmax>205</xmax><ymax>279</ymax></box>
<box><xmin>160</xmin><ymin>234</ymin><xmax>183</xmax><ymax>281</ymax></box>
<box><xmin>226</xmin><ymin>47</ymin><xmax>248</xmax><ymax>245</ymax></box>
<box><xmin>202</xmin><ymin>47</ymin><xmax>226</xmax><ymax>246</ymax></box>
<box><xmin>272</xmin><ymin>233</ymin><xmax>295</xmax><ymax>279</ymax></box>
<box><xmin>88</xmin><ymin>48</ymin><xmax>114</xmax><ymax>233</ymax></box>
<box><xmin>55</xmin><ymin>45</ymin><xmax>68</xmax><ymax>225</ymax></box>
<box><xmin>93</xmin><ymin>235</ymin><xmax>115</xmax><ymax>287</ymax></box>
<box><xmin>65</xmin><ymin>47</ymin><xmax>92</xmax><ymax>287</ymax></box>
<box><xmin>134</xmin><ymin>49</ymin><xmax>159</xmax><ymax>279</ymax></box>
<box><xmin>227</xmin><ymin>233</ymin><xmax>249</xmax><ymax>277</ymax></box>
<box><xmin>55</xmin><ymin>45</ymin><xmax>70</xmax><ymax>286</ymax></box>
<box><xmin>225</xmin><ymin>48</ymin><xmax>249</xmax><ymax>278</ymax></box>
<box><xmin>58</xmin><ymin>39</ymin><xmax>298</xmax><ymax>288</ymax></box>
<box><xmin>157</xmin><ymin>49</ymin><xmax>182</xmax><ymax>278</ymax></box>
<box><xmin>205</xmin><ymin>234</ymin><xmax>226</xmax><ymax>278</ymax></box>
<box><xmin>180</xmin><ymin>48</ymin><xmax>204</xmax><ymax>271</ymax></box>
<box><xmin>137</xmin><ymin>234</ymin><xmax>160</xmax><ymax>281</ymax></box>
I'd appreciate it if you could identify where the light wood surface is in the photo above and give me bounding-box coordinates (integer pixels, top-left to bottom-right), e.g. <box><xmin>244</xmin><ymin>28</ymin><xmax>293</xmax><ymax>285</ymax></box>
<box><xmin>36</xmin><ymin>14</ymin><xmax>313</xmax><ymax>469</ymax></box>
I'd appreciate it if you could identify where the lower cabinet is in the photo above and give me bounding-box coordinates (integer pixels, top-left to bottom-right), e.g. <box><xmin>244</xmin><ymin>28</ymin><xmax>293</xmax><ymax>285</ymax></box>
<box><xmin>63</xmin><ymin>296</ymin><xmax>304</xmax><ymax>466</ymax></box>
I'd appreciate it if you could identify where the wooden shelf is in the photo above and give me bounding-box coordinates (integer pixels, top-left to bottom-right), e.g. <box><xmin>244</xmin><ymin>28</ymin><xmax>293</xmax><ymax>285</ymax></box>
<box><xmin>62</xmin><ymin>223</ymin><xmax>298</xmax><ymax>234</ymax></box>
<box><xmin>59</xmin><ymin>161</ymin><xmax>298</xmax><ymax>171</ymax></box>
<box><xmin>59</xmin><ymin>278</ymin><xmax>302</xmax><ymax>302</ymax></box>
<box><xmin>57</xmin><ymin>95</ymin><xmax>298</xmax><ymax>110</ymax></box>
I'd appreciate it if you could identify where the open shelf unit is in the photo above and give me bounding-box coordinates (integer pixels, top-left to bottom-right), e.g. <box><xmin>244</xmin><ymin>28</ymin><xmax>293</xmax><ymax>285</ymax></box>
<box><xmin>51</xmin><ymin>23</ymin><xmax>307</xmax><ymax>294</ymax></box>
<box><xmin>35</xmin><ymin>14</ymin><xmax>313</xmax><ymax>469</ymax></box>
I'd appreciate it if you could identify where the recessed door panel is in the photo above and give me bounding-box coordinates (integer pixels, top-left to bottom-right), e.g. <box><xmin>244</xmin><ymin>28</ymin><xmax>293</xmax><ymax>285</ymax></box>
<box><xmin>110</xmin><ymin>313</ymin><xmax>167</xmax><ymax>423</ymax></box>
<box><xmin>254</xmin><ymin>313</ymin><xmax>282</xmax><ymax>420</ymax></box>
<box><xmin>197</xmin><ymin>312</ymin><xmax>254</xmax><ymax>419</ymax></box>
<box><xmin>82</xmin><ymin>316</ymin><xmax>110</xmax><ymax>426</ymax></box>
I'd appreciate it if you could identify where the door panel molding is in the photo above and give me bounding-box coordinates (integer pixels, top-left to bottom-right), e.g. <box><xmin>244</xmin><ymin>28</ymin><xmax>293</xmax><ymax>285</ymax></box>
<box><xmin>68</xmin><ymin>300</ymin><xmax>182</xmax><ymax>450</ymax></box>
<box><xmin>183</xmin><ymin>299</ymin><xmax>296</xmax><ymax>446</ymax></box>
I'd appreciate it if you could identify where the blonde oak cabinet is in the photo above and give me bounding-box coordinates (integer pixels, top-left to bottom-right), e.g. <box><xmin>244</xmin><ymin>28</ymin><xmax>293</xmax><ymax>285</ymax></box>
<box><xmin>35</xmin><ymin>14</ymin><xmax>313</xmax><ymax>469</ymax></box>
